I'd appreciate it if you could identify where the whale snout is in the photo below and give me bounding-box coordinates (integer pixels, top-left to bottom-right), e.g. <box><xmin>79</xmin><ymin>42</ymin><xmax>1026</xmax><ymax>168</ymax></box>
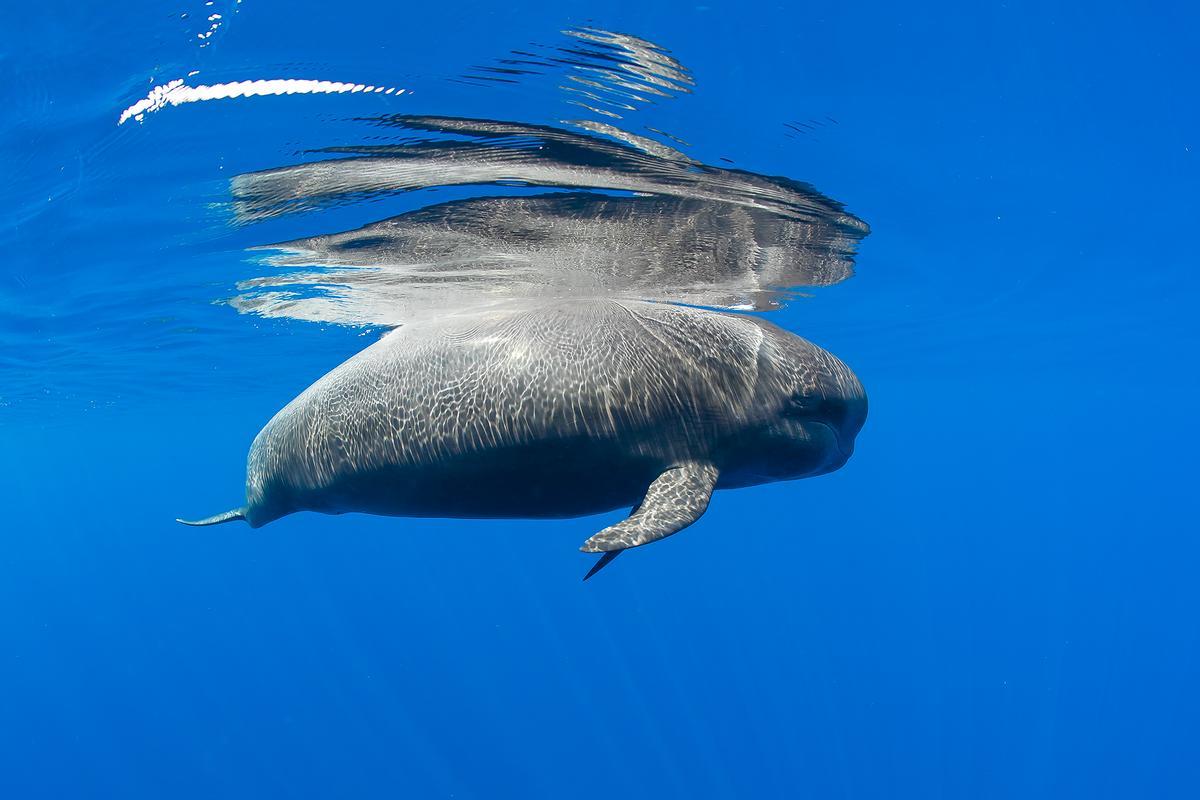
<box><xmin>835</xmin><ymin>389</ymin><xmax>867</xmax><ymax>451</ymax></box>
<box><xmin>815</xmin><ymin>417</ymin><xmax>857</xmax><ymax>473</ymax></box>
<box><xmin>784</xmin><ymin>383</ymin><xmax>866</xmax><ymax>452</ymax></box>
<box><xmin>770</xmin><ymin>342</ymin><xmax>866</xmax><ymax>477</ymax></box>
<box><xmin>821</xmin><ymin>353</ymin><xmax>867</xmax><ymax>450</ymax></box>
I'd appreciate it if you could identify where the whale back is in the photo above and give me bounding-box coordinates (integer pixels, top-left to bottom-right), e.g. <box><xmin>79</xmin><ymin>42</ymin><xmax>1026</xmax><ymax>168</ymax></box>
<box><xmin>242</xmin><ymin>301</ymin><xmax>785</xmax><ymax>518</ymax></box>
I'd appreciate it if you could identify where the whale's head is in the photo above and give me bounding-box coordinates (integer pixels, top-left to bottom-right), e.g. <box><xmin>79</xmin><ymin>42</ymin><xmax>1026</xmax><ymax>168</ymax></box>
<box><xmin>732</xmin><ymin>320</ymin><xmax>867</xmax><ymax>482</ymax></box>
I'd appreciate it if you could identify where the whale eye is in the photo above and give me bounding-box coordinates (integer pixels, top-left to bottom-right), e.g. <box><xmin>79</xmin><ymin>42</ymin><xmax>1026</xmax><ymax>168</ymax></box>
<box><xmin>783</xmin><ymin>394</ymin><xmax>823</xmax><ymax>418</ymax></box>
<box><xmin>784</xmin><ymin>393</ymin><xmax>850</xmax><ymax>431</ymax></box>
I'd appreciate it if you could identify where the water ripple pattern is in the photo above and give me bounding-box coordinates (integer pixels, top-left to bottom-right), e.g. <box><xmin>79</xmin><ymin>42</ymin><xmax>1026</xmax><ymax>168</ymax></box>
<box><xmin>457</xmin><ymin>26</ymin><xmax>693</xmax><ymax>119</ymax></box>
<box><xmin>0</xmin><ymin>24</ymin><xmax>867</xmax><ymax>409</ymax></box>
<box><xmin>230</xmin><ymin>113</ymin><xmax>869</xmax><ymax>326</ymax></box>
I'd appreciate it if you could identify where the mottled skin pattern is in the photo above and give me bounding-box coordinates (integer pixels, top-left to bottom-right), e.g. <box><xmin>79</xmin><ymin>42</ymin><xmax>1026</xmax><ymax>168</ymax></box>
<box><xmin>582</xmin><ymin>462</ymin><xmax>719</xmax><ymax>551</ymax></box>
<box><xmin>187</xmin><ymin>299</ymin><xmax>866</xmax><ymax>559</ymax></box>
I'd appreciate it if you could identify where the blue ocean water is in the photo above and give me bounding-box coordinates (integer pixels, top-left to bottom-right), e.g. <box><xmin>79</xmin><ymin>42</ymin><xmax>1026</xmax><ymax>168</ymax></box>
<box><xmin>3</xmin><ymin>1</ymin><xmax>1198</xmax><ymax>797</ymax></box>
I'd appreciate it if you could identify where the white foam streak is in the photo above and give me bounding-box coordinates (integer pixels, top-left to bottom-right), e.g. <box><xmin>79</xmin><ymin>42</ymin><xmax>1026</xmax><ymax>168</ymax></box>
<box><xmin>117</xmin><ymin>78</ymin><xmax>405</xmax><ymax>125</ymax></box>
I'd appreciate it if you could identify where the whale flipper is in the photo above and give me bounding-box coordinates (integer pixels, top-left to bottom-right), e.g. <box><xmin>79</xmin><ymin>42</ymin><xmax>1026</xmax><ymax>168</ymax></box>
<box><xmin>580</xmin><ymin>462</ymin><xmax>719</xmax><ymax>555</ymax></box>
<box><xmin>582</xmin><ymin>550</ymin><xmax>623</xmax><ymax>581</ymax></box>
<box><xmin>176</xmin><ymin>508</ymin><xmax>247</xmax><ymax>527</ymax></box>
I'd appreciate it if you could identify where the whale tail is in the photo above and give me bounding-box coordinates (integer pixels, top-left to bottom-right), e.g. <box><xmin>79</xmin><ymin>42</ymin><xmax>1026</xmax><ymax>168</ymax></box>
<box><xmin>176</xmin><ymin>507</ymin><xmax>247</xmax><ymax>527</ymax></box>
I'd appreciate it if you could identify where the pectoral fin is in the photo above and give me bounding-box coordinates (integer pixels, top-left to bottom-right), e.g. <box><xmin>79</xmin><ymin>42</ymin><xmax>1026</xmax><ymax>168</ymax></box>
<box><xmin>582</xmin><ymin>550</ymin><xmax>623</xmax><ymax>581</ymax></box>
<box><xmin>581</xmin><ymin>461</ymin><xmax>719</xmax><ymax>561</ymax></box>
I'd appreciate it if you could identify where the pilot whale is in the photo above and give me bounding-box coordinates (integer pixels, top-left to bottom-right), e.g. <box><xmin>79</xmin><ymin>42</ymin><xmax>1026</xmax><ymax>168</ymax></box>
<box><xmin>179</xmin><ymin>299</ymin><xmax>866</xmax><ymax>578</ymax></box>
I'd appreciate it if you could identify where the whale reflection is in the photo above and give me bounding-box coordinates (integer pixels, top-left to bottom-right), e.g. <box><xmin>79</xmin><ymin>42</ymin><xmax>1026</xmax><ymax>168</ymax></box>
<box><xmin>457</xmin><ymin>26</ymin><xmax>694</xmax><ymax>120</ymax></box>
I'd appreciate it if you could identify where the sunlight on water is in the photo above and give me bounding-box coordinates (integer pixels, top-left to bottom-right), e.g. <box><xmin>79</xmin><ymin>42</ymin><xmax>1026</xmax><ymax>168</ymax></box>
<box><xmin>118</xmin><ymin>78</ymin><xmax>407</xmax><ymax>125</ymax></box>
<box><xmin>0</xmin><ymin>22</ymin><xmax>874</xmax><ymax>410</ymax></box>
<box><xmin>458</xmin><ymin>27</ymin><xmax>695</xmax><ymax>119</ymax></box>
<box><xmin>195</xmin><ymin>29</ymin><xmax>868</xmax><ymax>327</ymax></box>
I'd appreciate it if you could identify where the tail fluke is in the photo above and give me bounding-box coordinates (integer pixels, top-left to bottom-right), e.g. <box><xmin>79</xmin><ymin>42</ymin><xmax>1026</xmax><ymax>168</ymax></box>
<box><xmin>176</xmin><ymin>508</ymin><xmax>247</xmax><ymax>527</ymax></box>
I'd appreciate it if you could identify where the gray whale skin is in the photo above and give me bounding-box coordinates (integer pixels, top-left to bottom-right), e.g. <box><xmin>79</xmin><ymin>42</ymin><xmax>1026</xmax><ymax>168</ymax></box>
<box><xmin>180</xmin><ymin>299</ymin><xmax>866</xmax><ymax>577</ymax></box>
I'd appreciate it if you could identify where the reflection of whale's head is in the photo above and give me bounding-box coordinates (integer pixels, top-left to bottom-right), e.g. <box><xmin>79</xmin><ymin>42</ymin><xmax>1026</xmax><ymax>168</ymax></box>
<box><xmin>729</xmin><ymin>320</ymin><xmax>867</xmax><ymax>484</ymax></box>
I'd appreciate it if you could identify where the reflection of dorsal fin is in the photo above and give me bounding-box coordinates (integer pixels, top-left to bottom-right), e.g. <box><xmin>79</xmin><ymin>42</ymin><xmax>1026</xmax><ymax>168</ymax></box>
<box><xmin>567</xmin><ymin>119</ymin><xmax>694</xmax><ymax>163</ymax></box>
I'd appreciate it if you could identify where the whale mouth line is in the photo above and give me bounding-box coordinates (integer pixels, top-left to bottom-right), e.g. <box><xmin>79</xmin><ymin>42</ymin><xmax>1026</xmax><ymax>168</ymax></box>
<box><xmin>805</xmin><ymin>419</ymin><xmax>851</xmax><ymax>460</ymax></box>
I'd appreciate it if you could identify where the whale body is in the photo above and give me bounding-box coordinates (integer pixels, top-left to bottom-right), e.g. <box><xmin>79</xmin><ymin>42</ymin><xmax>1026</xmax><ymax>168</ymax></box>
<box><xmin>180</xmin><ymin>299</ymin><xmax>866</xmax><ymax>577</ymax></box>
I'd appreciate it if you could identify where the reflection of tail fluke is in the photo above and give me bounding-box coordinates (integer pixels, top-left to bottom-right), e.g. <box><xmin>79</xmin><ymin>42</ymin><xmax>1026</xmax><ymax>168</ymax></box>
<box><xmin>583</xmin><ymin>549</ymin><xmax>623</xmax><ymax>581</ymax></box>
<box><xmin>176</xmin><ymin>508</ymin><xmax>247</xmax><ymax>527</ymax></box>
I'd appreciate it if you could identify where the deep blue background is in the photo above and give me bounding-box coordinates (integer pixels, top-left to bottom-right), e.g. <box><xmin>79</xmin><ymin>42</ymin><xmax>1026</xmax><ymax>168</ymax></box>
<box><xmin>3</xmin><ymin>1</ymin><xmax>1198</xmax><ymax>797</ymax></box>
